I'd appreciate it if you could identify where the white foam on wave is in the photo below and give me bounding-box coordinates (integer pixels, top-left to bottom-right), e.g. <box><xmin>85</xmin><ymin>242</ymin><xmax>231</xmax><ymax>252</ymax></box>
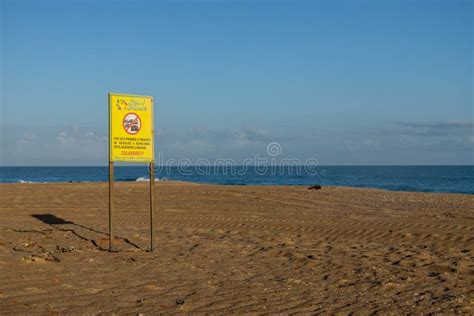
<box><xmin>136</xmin><ymin>177</ymin><xmax>169</xmax><ymax>182</ymax></box>
<box><xmin>18</xmin><ymin>180</ymin><xmax>39</xmax><ymax>184</ymax></box>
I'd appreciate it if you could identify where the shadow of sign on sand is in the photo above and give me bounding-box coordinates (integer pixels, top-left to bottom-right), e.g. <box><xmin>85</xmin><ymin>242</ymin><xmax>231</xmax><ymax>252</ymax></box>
<box><xmin>32</xmin><ymin>214</ymin><xmax>73</xmax><ymax>225</ymax></box>
<box><xmin>31</xmin><ymin>213</ymin><xmax>141</xmax><ymax>251</ymax></box>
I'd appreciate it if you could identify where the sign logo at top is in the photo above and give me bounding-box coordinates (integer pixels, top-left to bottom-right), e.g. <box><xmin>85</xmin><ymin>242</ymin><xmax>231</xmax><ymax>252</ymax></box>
<box><xmin>109</xmin><ymin>93</ymin><xmax>154</xmax><ymax>163</ymax></box>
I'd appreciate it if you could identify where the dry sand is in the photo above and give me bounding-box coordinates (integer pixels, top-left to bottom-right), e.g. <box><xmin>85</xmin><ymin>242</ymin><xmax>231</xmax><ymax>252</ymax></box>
<box><xmin>0</xmin><ymin>182</ymin><xmax>473</xmax><ymax>314</ymax></box>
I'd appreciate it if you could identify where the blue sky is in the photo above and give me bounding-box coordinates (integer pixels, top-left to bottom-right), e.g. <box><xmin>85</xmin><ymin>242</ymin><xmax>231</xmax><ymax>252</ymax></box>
<box><xmin>1</xmin><ymin>0</ymin><xmax>472</xmax><ymax>165</ymax></box>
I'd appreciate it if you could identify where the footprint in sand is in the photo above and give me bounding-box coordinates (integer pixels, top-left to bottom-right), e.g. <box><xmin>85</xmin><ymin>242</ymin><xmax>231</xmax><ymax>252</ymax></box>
<box><xmin>22</xmin><ymin>252</ymin><xmax>60</xmax><ymax>263</ymax></box>
<box><xmin>24</xmin><ymin>287</ymin><xmax>43</xmax><ymax>293</ymax></box>
<box><xmin>86</xmin><ymin>288</ymin><xmax>101</xmax><ymax>294</ymax></box>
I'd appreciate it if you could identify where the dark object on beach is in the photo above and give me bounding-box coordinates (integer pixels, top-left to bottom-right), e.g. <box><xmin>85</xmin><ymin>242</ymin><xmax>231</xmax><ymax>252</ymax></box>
<box><xmin>308</xmin><ymin>184</ymin><xmax>322</xmax><ymax>190</ymax></box>
<box><xmin>176</xmin><ymin>299</ymin><xmax>185</xmax><ymax>305</ymax></box>
<box><xmin>32</xmin><ymin>214</ymin><xmax>73</xmax><ymax>225</ymax></box>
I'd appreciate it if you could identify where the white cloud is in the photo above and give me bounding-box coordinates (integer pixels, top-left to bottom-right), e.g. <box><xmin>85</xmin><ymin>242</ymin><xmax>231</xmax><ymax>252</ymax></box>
<box><xmin>57</xmin><ymin>131</ymin><xmax>75</xmax><ymax>144</ymax></box>
<box><xmin>391</xmin><ymin>120</ymin><xmax>474</xmax><ymax>137</ymax></box>
<box><xmin>23</xmin><ymin>132</ymin><xmax>35</xmax><ymax>141</ymax></box>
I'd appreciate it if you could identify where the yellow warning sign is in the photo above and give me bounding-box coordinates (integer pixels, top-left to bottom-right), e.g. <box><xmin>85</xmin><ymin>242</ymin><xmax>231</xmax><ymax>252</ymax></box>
<box><xmin>109</xmin><ymin>93</ymin><xmax>154</xmax><ymax>163</ymax></box>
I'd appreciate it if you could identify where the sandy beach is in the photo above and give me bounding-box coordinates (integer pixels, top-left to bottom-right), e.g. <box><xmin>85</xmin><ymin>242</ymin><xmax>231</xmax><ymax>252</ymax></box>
<box><xmin>0</xmin><ymin>182</ymin><xmax>472</xmax><ymax>314</ymax></box>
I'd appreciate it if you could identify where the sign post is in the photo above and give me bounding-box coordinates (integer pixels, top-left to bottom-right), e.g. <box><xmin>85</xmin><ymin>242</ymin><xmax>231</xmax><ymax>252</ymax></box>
<box><xmin>108</xmin><ymin>93</ymin><xmax>155</xmax><ymax>252</ymax></box>
<box><xmin>109</xmin><ymin>161</ymin><xmax>114</xmax><ymax>251</ymax></box>
<box><xmin>149</xmin><ymin>161</ymin><xmax>154</xmax><ymax>252</ymax></box>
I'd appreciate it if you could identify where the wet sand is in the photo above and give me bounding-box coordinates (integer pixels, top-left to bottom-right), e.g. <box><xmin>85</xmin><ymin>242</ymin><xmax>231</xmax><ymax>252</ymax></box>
<box><xmin>0</xmin><ymin>182</ymin><xmax>473</xmax><ymax>314</ymax></box>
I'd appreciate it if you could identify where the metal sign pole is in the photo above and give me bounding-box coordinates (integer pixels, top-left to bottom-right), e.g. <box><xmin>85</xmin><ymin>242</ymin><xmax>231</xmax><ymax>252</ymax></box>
<box><xmin>149</xmin><ymin>162</ymin><xmax>155</xmax><ymax>252</ymax></box>
<box><xmin>109</xmin><ymin>161</ymin><xmax>114</xmax><ymax>251</ymax></box>
<box><xmin>108</xmin><ymin>93</ymin><xmax>114</xmax><ymax>252</ymax></box>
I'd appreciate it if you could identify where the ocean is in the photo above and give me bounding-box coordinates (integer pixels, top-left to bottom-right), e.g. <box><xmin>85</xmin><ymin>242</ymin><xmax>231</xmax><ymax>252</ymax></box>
<box><xmin>1</xmin><ymin>166</ymin><xmax>473</xmax><ymax>194</ymax></box>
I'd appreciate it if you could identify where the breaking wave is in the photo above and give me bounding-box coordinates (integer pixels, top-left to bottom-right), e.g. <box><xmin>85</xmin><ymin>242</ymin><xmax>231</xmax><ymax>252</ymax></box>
<box><xmin>135</xmin><ymin>176</ymin><xmax>169</xmax><ymax>182</ymax></box>
<box><xmin>17</xmin><ymin>180</ymin><xmax>42</xmax><ymax>184</ymax></box>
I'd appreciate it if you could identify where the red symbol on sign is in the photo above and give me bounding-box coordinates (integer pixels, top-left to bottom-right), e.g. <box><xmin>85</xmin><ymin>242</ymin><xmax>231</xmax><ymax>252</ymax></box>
<box><xmin>123</xmin><ymin>112</ymin><xmax>141</xmax><ymax>135</ymax></box>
